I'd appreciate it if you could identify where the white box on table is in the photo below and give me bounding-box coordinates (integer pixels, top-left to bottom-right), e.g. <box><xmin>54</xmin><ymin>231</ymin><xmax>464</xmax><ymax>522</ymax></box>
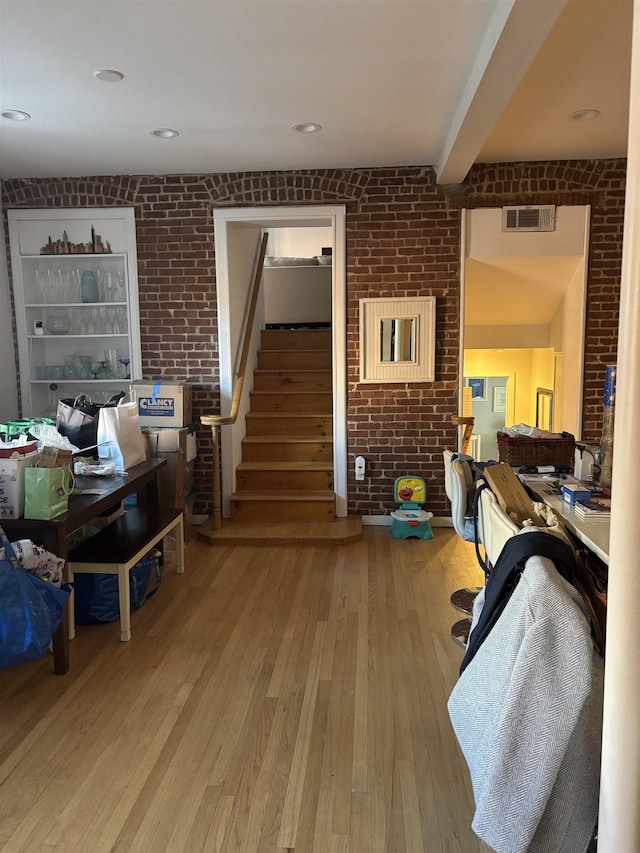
<box><xmin>0</xmin><ymin>451</ymin><xmax>39</xmax><ymax>519</ymax></box>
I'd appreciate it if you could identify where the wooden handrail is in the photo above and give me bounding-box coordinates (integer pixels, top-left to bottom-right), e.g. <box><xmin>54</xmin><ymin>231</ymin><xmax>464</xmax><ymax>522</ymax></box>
<box><xmin>201</xmin><ymin>232</ymin><xmax>269</xmax><ymax>529</ymax></box>
<box><xmin>451</xmin><ymin>415</ymin><xmax>475</xmax><ymax>455</ymax></box>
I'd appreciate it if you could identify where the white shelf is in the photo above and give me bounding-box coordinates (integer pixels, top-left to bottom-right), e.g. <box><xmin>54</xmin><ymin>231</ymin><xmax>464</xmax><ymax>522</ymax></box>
<box><xmin>8</xmin><ymin>208</ymin><xmax>142</xmax><ymax>419</ymax></box>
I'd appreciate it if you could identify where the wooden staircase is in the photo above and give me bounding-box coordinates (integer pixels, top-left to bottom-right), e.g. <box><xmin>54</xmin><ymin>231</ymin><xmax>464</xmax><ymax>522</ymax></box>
<box><xmin>230</xmin><ymin>328</ymin><xmax>336</xmax><ymax>524</ymax></box>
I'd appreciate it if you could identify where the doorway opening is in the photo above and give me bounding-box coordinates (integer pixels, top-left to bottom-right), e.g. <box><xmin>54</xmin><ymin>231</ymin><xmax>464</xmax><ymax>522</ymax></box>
<box><xmin>213</xmin><ymin>205</ymin><xmax>347</xmax><ymax>518</ymax></box>
<box><xmin>460</xmin><ymin>205</ymin><xmax>590</xmax><ymax>458</ymax></box>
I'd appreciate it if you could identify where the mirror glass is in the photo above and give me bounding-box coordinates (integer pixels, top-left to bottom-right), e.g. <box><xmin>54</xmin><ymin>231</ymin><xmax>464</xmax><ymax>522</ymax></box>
<box><xmin>379</xmin><ymin>318</ymin><xmax>415</xmax><ymax>363</ymax></box>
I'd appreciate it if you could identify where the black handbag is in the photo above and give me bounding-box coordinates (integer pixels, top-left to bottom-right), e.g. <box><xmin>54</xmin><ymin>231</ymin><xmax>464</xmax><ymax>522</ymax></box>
<box><xmin>56</xmin><ymin>392</ymin><xmax>126</xmax><ymax>452</ymax></box>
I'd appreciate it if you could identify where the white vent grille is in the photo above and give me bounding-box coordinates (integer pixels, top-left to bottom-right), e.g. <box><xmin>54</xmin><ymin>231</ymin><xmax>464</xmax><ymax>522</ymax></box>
<box><xmin>502</xmin><ymin>205</ymin><xmax>556</xmax><ymax>232</ymax></box>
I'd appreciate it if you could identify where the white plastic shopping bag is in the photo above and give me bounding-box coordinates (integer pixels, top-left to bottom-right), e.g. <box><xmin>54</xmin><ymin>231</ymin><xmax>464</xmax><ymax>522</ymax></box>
<box><xmin>97</xmin><ymin>401</ymin><xmax>146</xmax><ymax>471</ymax></box>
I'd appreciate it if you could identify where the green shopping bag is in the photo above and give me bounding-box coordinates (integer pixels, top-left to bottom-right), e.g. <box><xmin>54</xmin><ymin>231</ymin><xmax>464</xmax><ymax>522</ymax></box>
<box><xmin>24</xmin><ymin>466</ymin><xmax>74</xmax><ymax>520</ymax></box>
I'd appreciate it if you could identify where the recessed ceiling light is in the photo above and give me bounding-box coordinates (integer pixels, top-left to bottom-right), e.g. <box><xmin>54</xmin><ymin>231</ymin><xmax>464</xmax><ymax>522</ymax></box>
<box><xmin>149</xmin><ymin>128</ymin><xmax>180</xmax><ymax>138</ymax></box>
<box><xmin>571</xmin><ymin>109</ymin><xmax>600</xmax><ymax>121</ymax></box>
<box><xmin>1</xmin><ymin>109</ymin><xmax>31</xmax><ymax>121</ymax></box>
<box><xmin>94</xmin><ymin>69</ymin><xmax>124</xmax><ymax>83</ymax></box>
<box><xmin>291</xmin><ymin>122</ymin><xmax>322</xmax><ymax>133</ymax></box>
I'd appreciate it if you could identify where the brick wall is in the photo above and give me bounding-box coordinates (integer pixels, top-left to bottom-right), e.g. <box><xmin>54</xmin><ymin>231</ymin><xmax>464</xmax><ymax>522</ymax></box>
<box><xmin>2</xmin><ymin>159</ymin><xmax>625</xmax><ymax>518</ymax></box>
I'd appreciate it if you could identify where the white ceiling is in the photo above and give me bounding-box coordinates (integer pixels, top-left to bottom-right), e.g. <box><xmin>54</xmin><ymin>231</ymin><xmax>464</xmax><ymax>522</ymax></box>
<box><xmin>0</xmin><ymin>0</ymin><xmax>632</xmax><ymax>182</ymax></box>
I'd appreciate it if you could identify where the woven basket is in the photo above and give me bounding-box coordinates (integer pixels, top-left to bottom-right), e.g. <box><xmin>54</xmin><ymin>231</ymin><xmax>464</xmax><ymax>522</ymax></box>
<box><xmin>497</xmin><ymin>431</ymin><xmax>575</xmax><ymax>467</ymax></box>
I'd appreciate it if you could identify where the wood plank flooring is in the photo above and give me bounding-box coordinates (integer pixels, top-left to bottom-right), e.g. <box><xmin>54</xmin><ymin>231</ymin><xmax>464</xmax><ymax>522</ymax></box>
<box><xmin>0</xmin><ymin>527</ymin><xmax>489</xmax><ymax>853</ymax></box>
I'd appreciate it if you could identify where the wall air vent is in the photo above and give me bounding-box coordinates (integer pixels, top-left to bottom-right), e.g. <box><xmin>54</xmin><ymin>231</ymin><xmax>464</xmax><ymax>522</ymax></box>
<box><xmin>502</xmin><ymin>205</ymin><xmax>556</xmax><ymax>232</ymax></box>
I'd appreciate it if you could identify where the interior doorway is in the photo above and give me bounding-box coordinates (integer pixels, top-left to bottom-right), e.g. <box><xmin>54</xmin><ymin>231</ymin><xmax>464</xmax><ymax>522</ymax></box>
<box><xmin>465</xmin><ymin>375</ymin><xmax>508</xmax><ymax>461</ymax></box>
<box><xmin>460</xmin><ymin>205</ymin><xmax>591</xmax><ymax>457</ymax></box>
<box><xmin>213</xmin><ymin>205</ymin><xmax>347</xmax><ymax>518</ymax></box>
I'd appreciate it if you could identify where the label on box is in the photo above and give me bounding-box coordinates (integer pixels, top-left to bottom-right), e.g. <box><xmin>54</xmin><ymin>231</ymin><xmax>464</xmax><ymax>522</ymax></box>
<box><xmin>0</xmin><ymin>451</ymin><xmax>39</xmax><ymax>519</ymax></box>
<box><xmin>562</xmin><ymin>484</ymin><xmax>592</xmax><ymax>506</ymax></box>
<box><xmin>0</xmin><ymin>476</ymin><xmax>19</xmax><ymax>518</ymax></box>
<box><xmin>139</xmin><ymin>396</ymin><xmax>176</xmax><ymax>418</ymax></box>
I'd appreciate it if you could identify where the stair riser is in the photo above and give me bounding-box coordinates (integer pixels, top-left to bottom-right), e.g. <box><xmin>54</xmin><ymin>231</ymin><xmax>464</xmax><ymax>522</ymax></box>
<box><xmin>231</xmin><ymin>499</ymin><xmax>335</xmax><ymax>523</ymax></box>
<box><xmin>242</xmin><ymin>441</ymin><xmax>333</xmax><ymax>462</ymax></box>
<box><xmin>253</xmin><ymin>372</ymin><xmax>332</xmax><ymax>392</ymax></box>
<box><xmin>245</xmin><ymin>416</ymin><xmax>333</xmax><ymax>436</ymax></box>
<box><xmin>260</xmin><ymin>330</ymin><xmax>331</xmax><ymax>350</ymax></box>
<box><xmin>249</xmin><ymin>393</ymin><xmax>333</xmax><ymax>413</ymax></box>
<box><xmin>258</xmin><ymin>351</ymin><xmax>331</xmax><ymax>370</ymax></box>
<box><xmin>236</xmin><ymin>471</ymin><xmax>334</xmax><ymax>491</ymax></box>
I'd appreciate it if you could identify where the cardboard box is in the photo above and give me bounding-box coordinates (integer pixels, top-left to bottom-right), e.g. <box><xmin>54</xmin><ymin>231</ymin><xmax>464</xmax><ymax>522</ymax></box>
<box><xmin>141</xmin><ymin>424</ymin><xmax>197</xmax><ymax>460</ymax></box>
<box><xmin>142</xmin><ymin>426</ymin><xmax>197</xmax><ymax>509</ymax></box>
<box><xmin>0</xmin><ymin>451</ymin><xmax>39</xmax><ymax>519</ymax></box>
<box><xmin>131</xmin><ymin>382</ymin><xmax>192</xmax><ymax>428</ymax></box>
<box><xmin>562</xmin><ymin>484</ymin><xmax>592</xmax><ymax>506</ymax></box>
<box><xmin>483</xmin><ymin>463</ymin><xmax>545</xmax><ymax>527</ymax></box>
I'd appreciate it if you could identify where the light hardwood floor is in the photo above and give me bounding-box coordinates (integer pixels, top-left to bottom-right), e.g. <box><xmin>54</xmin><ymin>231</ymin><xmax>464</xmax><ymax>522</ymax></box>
<box><xmin>0</xmin><ymin>527</ymin><xmax>490</xmax><ymax>853</ymax></box>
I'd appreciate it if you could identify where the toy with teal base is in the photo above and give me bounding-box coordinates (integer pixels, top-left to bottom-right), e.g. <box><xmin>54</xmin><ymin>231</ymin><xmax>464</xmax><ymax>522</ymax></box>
<box><xmin>390</xmin><ymin>475</ymin><xmax>434</xmax><ymax>540</ymax></box>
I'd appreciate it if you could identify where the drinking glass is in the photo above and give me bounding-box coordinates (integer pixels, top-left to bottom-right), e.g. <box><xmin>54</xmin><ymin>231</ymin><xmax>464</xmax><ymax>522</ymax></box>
<box><xmin>78</xmin><ymin>355</ymin><xmax>93</xmax><ymax>379</ymax></box>
<box><xmin>90</xmin><ymin>361</ymin><xmax>105</xmax><ymax>381</ymax></box>
<box><xmin>63</xmin><ymin>355</ymin><xmax>80</xmax><ymax>380</ymax></box>
<box><xmin>104</xmin><ymin>349</ymin><xmax>118</xmax><ymax>378</ymax></box>
<box><xmin>36</xmin><ymin>268</ymin><xmax>50</xmax><ymax>303</ymax></box>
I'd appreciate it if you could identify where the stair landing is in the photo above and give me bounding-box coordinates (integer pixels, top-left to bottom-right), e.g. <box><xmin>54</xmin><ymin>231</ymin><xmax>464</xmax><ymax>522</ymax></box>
<box><xmin>197</xmin><ymin>517</ymin><xmax>362</xmax><ymax>546</ymax></box>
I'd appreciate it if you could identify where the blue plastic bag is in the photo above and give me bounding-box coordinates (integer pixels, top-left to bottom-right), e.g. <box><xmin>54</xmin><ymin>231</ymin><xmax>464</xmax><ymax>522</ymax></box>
<box><xmin>0</xmin><ymin>527</ymin><xmax>71</xmax><ymax>670</ymax></box>
<box><xmin>74</xmin><ymin>552</ymin><xmax>161</xmax><ymax>625</ymax></box>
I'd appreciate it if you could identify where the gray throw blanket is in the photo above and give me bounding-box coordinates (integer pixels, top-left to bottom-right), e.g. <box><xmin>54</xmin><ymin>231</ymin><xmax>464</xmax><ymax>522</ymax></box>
<box><xmin>448</xmin><ymin>555</ymin><xmax>603</xmax><ymax>853</ymax></box>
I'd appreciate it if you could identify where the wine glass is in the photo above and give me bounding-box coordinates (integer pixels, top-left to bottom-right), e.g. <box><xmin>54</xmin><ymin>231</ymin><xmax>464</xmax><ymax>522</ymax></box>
<box><xmin>90</xmin><ymin>360</ymin><xmax>105</xmax><ymax>381</ymax></box>
<box><xmin>119</xmin><ymin>356</ymin><xmax>131</xmax><ymax>379</ymax></box>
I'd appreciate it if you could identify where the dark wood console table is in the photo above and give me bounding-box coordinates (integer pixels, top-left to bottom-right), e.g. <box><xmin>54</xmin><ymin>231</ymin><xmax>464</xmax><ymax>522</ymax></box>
<box><xmin>2</xmin><ymin>458</ymin><xmax>170</xmax><ymax>675</ymax></box>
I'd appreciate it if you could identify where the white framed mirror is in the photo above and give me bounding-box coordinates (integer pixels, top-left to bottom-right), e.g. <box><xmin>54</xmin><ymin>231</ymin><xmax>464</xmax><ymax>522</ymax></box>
<box><xmin>360</xmin><ymin>296</ymin><xmax>435</xmax><ymax>382</ymax></box>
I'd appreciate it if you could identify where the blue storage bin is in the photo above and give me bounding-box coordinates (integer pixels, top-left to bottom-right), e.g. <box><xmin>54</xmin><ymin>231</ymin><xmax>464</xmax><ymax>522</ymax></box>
<box><xmin>73</xmin><ymin>550</ymin><xmax>161</xmax><ymax>624</ymax></box>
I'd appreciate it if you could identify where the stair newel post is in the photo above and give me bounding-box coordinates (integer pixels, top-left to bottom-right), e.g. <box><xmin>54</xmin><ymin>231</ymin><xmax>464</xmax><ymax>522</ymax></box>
<box><xmin>210</xmin><ymin>421</ymin><xmax>222</xmax><ymax>531</ymax></box>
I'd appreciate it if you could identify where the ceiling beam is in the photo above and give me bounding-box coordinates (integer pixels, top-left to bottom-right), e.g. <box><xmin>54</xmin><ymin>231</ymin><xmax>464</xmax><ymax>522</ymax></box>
<box><xmin>436</xmin><ymin>0</ymin><xmax>568</xmax><ymax>185</ymax></box>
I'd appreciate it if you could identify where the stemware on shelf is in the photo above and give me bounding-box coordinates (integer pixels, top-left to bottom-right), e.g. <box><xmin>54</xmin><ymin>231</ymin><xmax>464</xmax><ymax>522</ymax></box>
<box><xmin>90</xmin><ymin>360</ymin><xmax>105</xmax><ymax>381</ymax></box>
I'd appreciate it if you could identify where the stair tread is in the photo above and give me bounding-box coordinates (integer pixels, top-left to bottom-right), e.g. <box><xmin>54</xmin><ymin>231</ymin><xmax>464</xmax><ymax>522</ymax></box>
<box><xmin>254</xmin><ymin>368</ymin><xmax>331</xmax><ymax>373</ymax></box>
<box><xmin>237</xmin><ymin>461</ymin><xmax>333</xmax><ymax>471</ymax></box>
<box><xmin>246</xmin><ymin>411</ymin><xmax>331</xmax><ymax>416</ymax></box>
<box><xmin>231</xmin><ymin>490</ymin><xmax>335</xmax><ymax>501</ymax></box>
<box><xmin>198</xmin><ymin>517</ymin><xmax>362</xmax><ymax>546</ymax></box>
<box><xmin>243</xmin><ymin>435</ymin><xmax>333</xmax><ymax>443</ymax></box>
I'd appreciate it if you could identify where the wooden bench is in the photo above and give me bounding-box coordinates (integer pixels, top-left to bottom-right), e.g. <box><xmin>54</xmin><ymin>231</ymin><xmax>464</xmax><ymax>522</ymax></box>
<box><xmin>67</xmin><ymin>506</ymin><xmax>184</xmax><ymax>642</ymax></box>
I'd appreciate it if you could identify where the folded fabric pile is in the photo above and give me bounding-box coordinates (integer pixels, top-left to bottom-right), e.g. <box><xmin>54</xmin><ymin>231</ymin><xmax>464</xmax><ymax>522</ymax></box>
<box><xmin>0</xmin><ymin>539</ymin><xmax>65</xmax><ymax>587</ymax></box>
<box><xmin>501</xmin><ymin>423</ymin><xmax>563</xmax><ymax>439</ymax></box>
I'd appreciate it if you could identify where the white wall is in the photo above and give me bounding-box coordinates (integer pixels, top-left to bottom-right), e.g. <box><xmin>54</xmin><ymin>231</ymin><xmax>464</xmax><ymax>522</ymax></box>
<box><xmin>263</xmin><ymin>266</ymin><xmax>331</xmax><ymax>325</ymax></box>
<box><xmin>0</xmin><ymin>202</ymin><xmax>19</xmax><ymax>423</ymax></box>
<box><xmin>466</xmin><ymin>205</ymin><xmax>589</xmax><ymax>258</ymax></box>
<box><xmin>264</xmin><ymin>226</ymin><xmax>332</xmax><ymax>258</ymax></box>
<box><xmin>218</xmin><ymin>222</ymin><xmax>265</xmax><ymax>511</ymax></box>
<box><xmin>465</xmin><ymin>323</ymin><xmax>549</xmax><ymax>349</ymax></box>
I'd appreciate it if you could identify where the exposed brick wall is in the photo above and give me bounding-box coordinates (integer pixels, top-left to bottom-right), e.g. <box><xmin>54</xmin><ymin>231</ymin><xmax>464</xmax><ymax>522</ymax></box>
<box><xmin>2</xmin><ymin>159</ymin><xmax>625</xmax><ymax>519</ymax></box>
